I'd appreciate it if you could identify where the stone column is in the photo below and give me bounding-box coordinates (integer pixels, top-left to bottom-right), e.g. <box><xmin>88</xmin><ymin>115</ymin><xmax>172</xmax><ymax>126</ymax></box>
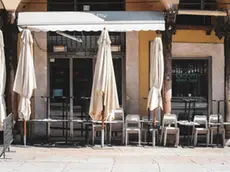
<box><xmin>126</xmin><ymin>32</ymin><xmax>139</xmax><ymax>114</ymax></box>
<box><xmin>33</xmin><ymin>32</ymin><xmax>48</xmax><ymax>136</ymax></box>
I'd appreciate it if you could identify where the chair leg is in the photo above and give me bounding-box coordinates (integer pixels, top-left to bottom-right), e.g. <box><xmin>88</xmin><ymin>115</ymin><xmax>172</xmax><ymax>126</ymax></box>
<box><xmin>191</xmin><ymin>129</ymin><xmax>194</xmax><ymax>143</ymax></box>
<box><xmin>156</xmin><ymin>130</ymin><xmax>159</xmax><ymax>145</ymax></box>
<box><xmin>109</xmin><ymin>126</ymin><xmax>112</xmax><ymax>145</ymax></box>
<box><xmin>222</xmin><ymin>131</ymin><xmax>225</xmax><ymax>147</ymax></box>
<box><xmin>152</xmin><ymin>130</ymin><xmax>156</xmax><ymax>147</ymax></box>
<box><xmin>144</xmin><ymin>130</ymin><xmax>147</xmax><ymax>143</ymax></box>
<box><xmin>210</xmin><ymin>130</ymin><xmax>213</xmax><ymax>145</ymax></box>
<box><xmin>125</xmin><ymin>130</ymin><xmax>128</xmax><ymax>146</ymax></box>
<box><xmin>92</xmin><ymin>127</ymin><xmax>95</xmax><ymax>145</ymax></box>
<box><xmin>206</xmin><ymin>131</ymin><xmax>209</xmax><ymax>147</ymax></box>
<box><xmin>160</xmin><ymin>130</ymin><xmax>164</xmax><ymax>145</ymax></box>
<box><xmin>194</xmin><ymin>132</ymin><xmax>197</xmax><ymax>146</ymax></box>
<box><xmin>138</xmin><ymin>130</ymin><xmax>141</xmax><ymax>146</ymax></box>
<box><xmin>122</xmin><ymin>128</ymin><xmax>125</xmax><ymax>145</ymax></box>
<box><xmin>175</xmin><ymin>130</ymin><xmax>179</xmax><ymax>147</ymax></box>
<box><xmin>163</xmin><ymin>131</ymin><xmax>167</xmax><ymax>147</ymax></box>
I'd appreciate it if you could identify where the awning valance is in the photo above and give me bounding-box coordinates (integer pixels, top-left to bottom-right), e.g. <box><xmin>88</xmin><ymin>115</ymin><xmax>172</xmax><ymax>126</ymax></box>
<box><xmin>17</xmin><ymin>11</ymin><xmax>165</xmax><ymax>32</ymax></box>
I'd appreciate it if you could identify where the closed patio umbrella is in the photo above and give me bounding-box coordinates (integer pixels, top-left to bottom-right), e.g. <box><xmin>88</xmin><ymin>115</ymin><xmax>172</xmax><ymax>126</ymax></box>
<box><xmin>13</xmin><ymin>29</ymin><xmax>37</xmax><ymax>145</ymax></box>
<box><xmin>0</xmin><ymin>30</ymin><xmax>6</xmax><ymax>131</ymax></box>
<box><xmin>89</xmin><ymin>28</ymin><xmax>119</xmax><ymax>147</ymax></box>
<box><xmin>147</xmin><ymin>37</ymin><xmax>164</xmax><ymax>126</ymax></box>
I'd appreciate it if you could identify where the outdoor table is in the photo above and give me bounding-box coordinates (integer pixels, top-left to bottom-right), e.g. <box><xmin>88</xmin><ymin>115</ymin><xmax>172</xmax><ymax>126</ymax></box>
<box><xmin>19</xmin><ymin>118</ymin><xmax>86</xmax><ymax>145</ymax></box>
<box><xmin>177</xmin><ymin>120</ymin><xmax>200</xmax><ymax>147</ymax></box>
<box><xmin>209</xmin><ymin>122</ymin><xmax>230</xmax><ymax>126</ymax></box>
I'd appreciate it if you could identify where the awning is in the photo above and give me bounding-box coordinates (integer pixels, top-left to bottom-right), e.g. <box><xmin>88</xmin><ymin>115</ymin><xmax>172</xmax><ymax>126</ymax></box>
<box><xmin>17</xmin><ymin>11</ymin><xmax>165</xmax><ymax>32</ymax></box>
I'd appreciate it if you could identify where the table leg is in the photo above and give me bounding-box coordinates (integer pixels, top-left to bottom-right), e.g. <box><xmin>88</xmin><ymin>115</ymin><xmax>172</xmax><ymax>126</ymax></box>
<box><xmin>85</xmin><ymin>124</ymin><xmax>89</xmax><ymax>145</ymax></box>
<box><xmin>187</xmin><ymin>126</ymin><xmax>190</xmax><ymax>146</ymax></box>
<box><xmin>147</xmin><ymin>109</ymin><xmax>150</xmax><ymax>145</ymax></box>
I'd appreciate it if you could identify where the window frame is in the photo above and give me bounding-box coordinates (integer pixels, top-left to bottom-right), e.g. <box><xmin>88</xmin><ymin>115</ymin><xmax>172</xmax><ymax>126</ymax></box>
<box><xmin>172</xmin><ymin>56</ymin><xmax>212</xmax><ymax>115</ymax></box>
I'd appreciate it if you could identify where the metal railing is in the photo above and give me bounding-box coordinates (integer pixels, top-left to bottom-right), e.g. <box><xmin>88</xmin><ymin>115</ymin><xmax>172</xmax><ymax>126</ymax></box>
<box><xmin>0</xmin><ymin>113</ymin><xmax>14</xmax><ymax>159</ymax></box>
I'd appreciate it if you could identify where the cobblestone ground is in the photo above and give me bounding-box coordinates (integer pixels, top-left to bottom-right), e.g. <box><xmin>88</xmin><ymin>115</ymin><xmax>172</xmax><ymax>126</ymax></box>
<box><xmin>1</xmin><ymin>145</ymin><xmax>230</xmax><ymax>172</ymax></box>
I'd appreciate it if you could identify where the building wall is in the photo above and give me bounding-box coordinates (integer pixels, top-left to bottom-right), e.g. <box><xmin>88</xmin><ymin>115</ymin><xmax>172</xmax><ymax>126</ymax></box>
<box><xmin>126</xmin><ymin>32</ymin><xmax>139</xmax><ymax>114</ymax></box>
<box><xmin>33</xmin><ymin>32</ymin><xmax>47</xmax><ymax>136</ymax></box>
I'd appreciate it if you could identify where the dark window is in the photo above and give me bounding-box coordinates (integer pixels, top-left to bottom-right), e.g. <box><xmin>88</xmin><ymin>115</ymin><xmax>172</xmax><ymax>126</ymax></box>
<box><xmin>177</xmin><ymin>0</ymin><xmax>217</xmax><ymax>26</ymax></box>
<box><xmin>172</xmin><ymin>59</ymin><xmax>209</xmax><ymax>99</ymax></box>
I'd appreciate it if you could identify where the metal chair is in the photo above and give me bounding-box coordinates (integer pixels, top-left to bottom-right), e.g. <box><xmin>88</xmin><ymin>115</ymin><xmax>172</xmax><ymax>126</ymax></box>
<box><xmin>160</xmin><ymin>113</ymin><xmax>180</xmax><ymax>147</ymax></box>
<box><xmin>91</xmin><ymin>123</ymin><xmax>107</xmax><ymax>145</ymax></box>
<box><xmin>92</xmin><ymin>114</ymin><xmax>110</xmax><ymax>145</ymax></box>
<box><xmin>193</xmin><ymin>115</ymin><xmax>209</xmax><ymax>146</ymax></box>
<box><xmin>141</xmin><ymin>116</ymin><xmax>158</xmax><ymax>147</ymax></box>
<box><xmin>209</xmin><ymin>114</ymin><xmax>225</xmax><ymax>146</ymax></box>
<box><xmin>109</xmin><ymin>108</ymin><xmax>125</xmax><ymax>145</ymax></box>
<box><xmin>125</xmin><ymin>114</ymin><xmax>141</xmax><ymax>146</ymax></box>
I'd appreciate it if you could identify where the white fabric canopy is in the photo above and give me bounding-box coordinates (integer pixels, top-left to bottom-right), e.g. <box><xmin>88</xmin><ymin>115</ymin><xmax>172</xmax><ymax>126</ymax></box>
<box><xmin>17</xmin><ymin>11</ymin><xmax>165</xmax><ymax>32</ymax></box>
<box><xmin>0</xmin><ymin>30</ymin><xmax>6</xmax><ymax>130</ymax></box>
<box><xmin>89</xmin><ymin>29</ymin><xmax>119</xmax><ymax>121</ymax></box>
<box><xmin>147</xmin><ymin>37</ymin><xmax>164</xmax><ymax>111</ymax></box>
<box><xmin>13</xmin><ymin>29</ymin><xmax>37</xmax><ymax>121</ymax></box>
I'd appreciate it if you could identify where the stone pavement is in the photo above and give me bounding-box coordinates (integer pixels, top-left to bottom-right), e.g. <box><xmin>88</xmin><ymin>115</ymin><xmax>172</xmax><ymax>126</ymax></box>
<box><xmin>1</xmin><ymin>145</ymin><xmax>230</xmax><ymax>172</ymax></box>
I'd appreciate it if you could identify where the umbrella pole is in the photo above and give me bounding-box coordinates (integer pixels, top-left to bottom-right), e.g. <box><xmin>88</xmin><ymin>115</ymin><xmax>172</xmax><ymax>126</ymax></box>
<box><xmin>154</xmin><ymin>109</ymin><xmax>157</xmax><ymax>128</ymax></box>
<box><xmin>24</xmin><ymin>120</ymin><xmax>26</xmax><ymax>146</ymax></box>
<box><xmin>101</xmin><ymin>94</ymin><xmax>105</xmax><ymax>148</ymax></box>
<box><xmin>101</xmin><ymin>114</ymin><xmax>104</xmax><ymax>148</ymax></box>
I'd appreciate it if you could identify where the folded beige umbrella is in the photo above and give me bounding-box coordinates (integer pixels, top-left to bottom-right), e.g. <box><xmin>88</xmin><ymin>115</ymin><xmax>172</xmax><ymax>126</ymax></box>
<box><xmin>147</xmin><ymin>37</ymin><xmax>164</xmax><ymax>126</ymax></box>
<box><xmin>13</xmin><ymin>29</ymin><xmax>37</xmax><ymax>145</ymax></box>
<box><xmin>89</xmin><ymin>28</ymin><xmax>119</xmax><ymax>147</ymax></box>
<box><xmin>0</xmin><ymin>30</ymin><xmax>6</xmax><ymax>131</ymax></box>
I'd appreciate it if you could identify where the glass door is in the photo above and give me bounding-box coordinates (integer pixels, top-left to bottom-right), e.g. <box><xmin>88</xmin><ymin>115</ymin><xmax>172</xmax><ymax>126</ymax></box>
<box><xmin>72</xmin><ymin>58</ymin><xmax>93</xmax><ymax>137</ymax></box>
<box><xmin>48</xmin><ymin>56</ymin><xmax>123</xmax><ymax>139</ymax></box>
<box><xmin>49</xmin><ymin>58</ymin><xmax>70</xmax><ymax>139</ymax></box>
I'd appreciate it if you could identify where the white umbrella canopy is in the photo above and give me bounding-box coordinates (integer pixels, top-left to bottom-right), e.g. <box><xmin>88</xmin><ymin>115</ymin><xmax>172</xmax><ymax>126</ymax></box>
<box><xmin>89</xmin><ymin>29</ymin><xmax>119</xmax><ymax>121</ymax></box>
<box><xmin>147</xmin><ymin>37</ymin><xmax>164</xmax><ymax>111</ymax></box>
<box><xmin>0</xmin><ymin>30</ymin><xmax>6</xmax><ymax>130</ymax></box>
<box><xmin>13</xmin><ymin>29</ymin><xmax>37</xmax><ymax>121</ymax></box>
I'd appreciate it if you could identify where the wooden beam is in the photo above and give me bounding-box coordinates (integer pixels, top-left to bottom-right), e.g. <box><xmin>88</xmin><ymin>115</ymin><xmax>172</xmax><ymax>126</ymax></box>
<box><xmin>176</xmin><ymin>25</ymin><xmax>213</xmax><ymax>30</ymax></box>
<box><xmin>178</xmin><ymin>10</ymin><xmax>228</xmax><ymax>17</ymax></box>
<box><xmin>162</xmin><ymin>30</ymin><xmax>172</xmax><ymax>114</ymax></box>
<box><xmin>161</xmin><ymin>9</ymin><xmax>176</xmax><ymax>114</ymax></box>
<box><xmin>3</xmin><ymin>11</ymin><xmax>18</xmax><ymax>122</ymax></box>
<box><xmin>224</xmin><ymin>32</ymin><xmax>230</xmax><ymax>138</ymax></box>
